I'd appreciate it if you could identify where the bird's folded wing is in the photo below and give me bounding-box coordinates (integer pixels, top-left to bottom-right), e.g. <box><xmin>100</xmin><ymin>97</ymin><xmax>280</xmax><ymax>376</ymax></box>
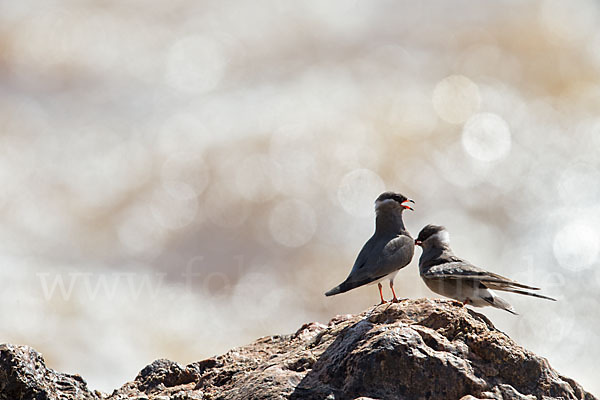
<box><xmin>348</xmin><ymin>234</ymin><xmax>380</xmax><ymax>275</ymax></box>
<box><xmin>344</xmin><ymin>234</ymin><xmax>413</xmax><ymax>286</ymax></box>
<box><xmin>422</xmin><ymin>261</ymin><xmax>540</xmax><ymax>290</ymax></box>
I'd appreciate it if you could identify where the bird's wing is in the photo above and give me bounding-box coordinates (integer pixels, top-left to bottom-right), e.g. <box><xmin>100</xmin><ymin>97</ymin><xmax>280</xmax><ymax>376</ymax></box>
<box><xmin>348</xmin><ymin>234</ymin><xmax>383</xmax><ymax>275</ymax></box>
<box><xmin>423</xmin><ymin>260</ymin><xmax>540</xmax><ymax>290</ymax></box>
<box><xmin>377</xmin><ymin>234</ymin><xmax>415</xmax><ymax>275</ymax></box>
<box><xmin>345</xmin><ymin>234</ymin><xmax>414</xmax><ymax>285</ymax></box>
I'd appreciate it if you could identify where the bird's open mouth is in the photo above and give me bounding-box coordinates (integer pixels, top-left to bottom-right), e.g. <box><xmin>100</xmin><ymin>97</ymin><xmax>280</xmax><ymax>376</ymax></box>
<box><xmin>415</xmin><ymin>240</ymin><xmax>422</xmax><ymax>246</ymax></box>
<box><xmin>402</xmin><ymin>199</ymin><xmax>415</xmax><ymax>211</ymax></box>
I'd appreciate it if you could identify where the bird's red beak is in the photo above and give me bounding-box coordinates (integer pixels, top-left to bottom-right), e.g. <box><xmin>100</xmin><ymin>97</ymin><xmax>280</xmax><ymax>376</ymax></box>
<box><xmin>402</xmin><ymin>199</ymin><xmax>415</xmax><ymax>211</ymax></box>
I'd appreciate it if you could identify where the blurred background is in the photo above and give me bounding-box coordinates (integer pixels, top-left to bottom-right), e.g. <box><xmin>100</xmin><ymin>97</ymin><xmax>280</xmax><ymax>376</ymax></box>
<box><xmin>0</xmin><ymin>0</ymin><xmax>599</xmax><ymax>395</ymax></box>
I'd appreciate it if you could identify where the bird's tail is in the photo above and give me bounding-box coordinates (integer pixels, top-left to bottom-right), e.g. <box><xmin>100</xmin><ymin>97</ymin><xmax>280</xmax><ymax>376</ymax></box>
<box><xmin>325</xmin><ymin>285</ymin><xmax>342</xmax><ymax>296</ymax></box>
<box><xmin>494</xmin><ymin>287</ymin><xmax>557</xmax><ymax>302</ymax></box>
<box><xmin>325</xmin><ymin>280</ymin><xmax>357</xmax><ymax>296</ymax></box>
<box><xmin>325</xmin><ymin>276</ymin><xmax>381</xmax><ymax>296</ymax></box>
<box><xmin>483</xmin><ymin>294</ymin><xmax>518</xmax><ymax>315</ymax></box>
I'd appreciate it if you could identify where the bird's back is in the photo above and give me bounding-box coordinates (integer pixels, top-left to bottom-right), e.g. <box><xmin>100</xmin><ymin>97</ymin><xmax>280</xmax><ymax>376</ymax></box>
<box><xmin>418</xmin><ymin>247</ymin><xmax>462</xmax><ymax>275</ymax></box>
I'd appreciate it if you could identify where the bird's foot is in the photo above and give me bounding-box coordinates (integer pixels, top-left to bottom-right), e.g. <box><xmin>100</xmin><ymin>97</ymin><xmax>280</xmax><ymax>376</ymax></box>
<box><xmin>377</xmin><ymin>300</ymin><xmax>388</xmax><ymax>306</ymax></box>
<box><xmin>392</xmin><ymin>297</ymin><xmax>408</xmax><ymax>303</ymax></box>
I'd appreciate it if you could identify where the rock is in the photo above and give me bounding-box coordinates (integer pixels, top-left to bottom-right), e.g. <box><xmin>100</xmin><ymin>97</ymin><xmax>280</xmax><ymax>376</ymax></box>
<box><xmin>0</xmin><ymin>299</ymin><xmax>596</xmax><ymax>400</ymax></box>
<box><xmin>0</xmin><ymin>343</ymin><xmax>99</xmax><ymax>400</ymax></box>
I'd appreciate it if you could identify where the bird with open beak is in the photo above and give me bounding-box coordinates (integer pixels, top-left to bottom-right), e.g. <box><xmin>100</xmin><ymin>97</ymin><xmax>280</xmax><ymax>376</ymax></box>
<box><xmin>325</xmin><ymin>192</ymin><xmax>415</xmax><ymax>304</ymax></box>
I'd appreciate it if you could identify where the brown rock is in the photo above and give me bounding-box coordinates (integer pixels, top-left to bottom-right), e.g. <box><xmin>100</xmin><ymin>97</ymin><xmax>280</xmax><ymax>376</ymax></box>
<box><xmin>111</xmin><ymin>299</ymin><xmax>595</xmax><ymax>400</ymax></box>
<box><xmin>1</xmin><ymin>299</ymin><xmax>596</xmax><ymax>400</ymax></box>
<box><xmin>0</xmin><ymin>343</ymin><xmax>99</xmax><ymax>400</ymax></box>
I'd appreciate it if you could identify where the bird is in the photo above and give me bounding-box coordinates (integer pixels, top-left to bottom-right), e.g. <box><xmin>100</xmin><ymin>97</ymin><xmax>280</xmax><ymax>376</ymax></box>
<box><xmin>415</xmin><ymin>224</ymin><xmax>556</xmax><ymax>314</ymax></box>
<box><xmin>325</xmin><ymin>191</ymin><xmax>415</xmax><ymax>304</ymax></box>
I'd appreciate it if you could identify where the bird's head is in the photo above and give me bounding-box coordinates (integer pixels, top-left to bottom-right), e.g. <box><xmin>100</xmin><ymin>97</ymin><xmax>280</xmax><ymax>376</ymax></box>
<box><xmin>415</xmin><ymin>224</ymin><xmax>450</xmax><ymax>248</ymax></box>
<box><xmin>374</xmin><ymin>192</ymin><xmax>414</xmax><ymax>214</ymax></box>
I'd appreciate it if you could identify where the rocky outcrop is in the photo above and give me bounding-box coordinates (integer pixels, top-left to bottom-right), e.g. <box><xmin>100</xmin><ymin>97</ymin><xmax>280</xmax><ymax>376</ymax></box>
<box><xmin>0</xmin><ymin>344</ymin><xmax>100</xmax><ymax>400</ymax></box>
<box><xmin>1</xmin><ymin>299</ymin><xmax>596</xmax><ymax>400</ymax></box>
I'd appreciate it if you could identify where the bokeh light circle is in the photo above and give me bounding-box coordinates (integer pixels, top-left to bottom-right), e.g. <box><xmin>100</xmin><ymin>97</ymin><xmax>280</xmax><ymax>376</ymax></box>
<box><xmin>235</xmin><ymin>154</ymin><xmax>280</xmax><ymax>202</ymax></box>
<box><xmin>268</xmin><ymin>199</ymin><xmax>317</xmax><ymax>248</ymax></box>
<box><xmin>151</xmin><ymin>182</ymin><xmax>198</xmax><ymax>230</ymax></box>
<box><xmin>337</xmin><ymin>169</ymin><xmax>385</xmax><ymax>217</ymax></box>
<box><xmin>462</xmin><ymin>112</ymin><xmax>511</xmax><ymax>162</ymax></box>
<box><xmin>539</xmin><ymin>0</ymin><xmax>599</xmax><ymax>44</ymax></box>
<box><xmin>161</xmin><ymin>152</ymin><xmax>210</xmax><ymax>196</ymax></box>
<box><xmin>553</xmin><ymin>222</ymin><xmax>599</xmax><ymax>271</ymax></box>
<box><xmin>165</xmin><ymin>35</ymin><xmax>227</xmax><ymax>94</ymax></box>
<box><xmin>556</xmin><ymin>163</ymin><xmax>599</xmax><ymax>206</ymax></box>
<box><xmin>432</xmin><ymin>74</ymin><xmax>481</xmax><ymax>124</ymax></box>
<box><xmin>118</xmin><ymin>205</ymin><xmax>166</xmax><ymax>257</ymax></box>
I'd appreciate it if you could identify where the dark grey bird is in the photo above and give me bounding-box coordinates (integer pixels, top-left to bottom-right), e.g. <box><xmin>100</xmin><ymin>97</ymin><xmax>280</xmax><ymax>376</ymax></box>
<box><xmin>325</xmin><ymin>192</ymin><xmax>415</xmax><ymax>304</ymax></box>
<box><xmin>415</xmin><ymin>224</ymin><xmax>556</xmax><ymax>314</ymax></box>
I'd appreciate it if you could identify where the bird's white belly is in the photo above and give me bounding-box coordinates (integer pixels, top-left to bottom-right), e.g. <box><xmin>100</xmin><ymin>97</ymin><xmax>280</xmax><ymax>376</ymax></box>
<box><xmin>367</xmin><ymin>270</ymin><xmax>399</xmax><ymax>286</ymax></box>
<box><xmin>423</xmin><ymin>278</ymin><xmax>492</xmax><ymax>307</ymax></box>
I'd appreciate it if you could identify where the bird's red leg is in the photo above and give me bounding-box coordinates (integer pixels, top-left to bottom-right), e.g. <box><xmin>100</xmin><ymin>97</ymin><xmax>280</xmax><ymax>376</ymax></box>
<box><xmin>378</xmin><ymin>283</ymin><xmax>387</xmax><ymax>305</ymax></box>
<box><xmin>390</xmin><ymin>281</ymin><xmax>400</xmax><ymax>303</ymax></box>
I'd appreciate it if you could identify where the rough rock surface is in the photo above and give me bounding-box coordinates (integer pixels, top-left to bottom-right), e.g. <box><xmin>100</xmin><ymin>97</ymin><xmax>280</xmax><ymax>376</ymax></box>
<box><xmin>0</xmin><ymin>299</ymin><xmax>596</xmax><ymax>400</ymax></box>
<box><xmin>0</xmin><ymin>343</ymin><xmax>100</xmax><ymax>400</ymax></box>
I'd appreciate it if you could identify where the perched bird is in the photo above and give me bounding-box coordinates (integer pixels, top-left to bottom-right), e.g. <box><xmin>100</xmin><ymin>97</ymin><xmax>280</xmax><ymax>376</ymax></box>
<box><xmin>415</xmin><ymin>224</ymin><xmax>556</xmax><ymax>314</ymax></box>
<box><xmin>325</xmin><ymin>192</ymin><xmax>415</xmax><ymax>304</ymax></box>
